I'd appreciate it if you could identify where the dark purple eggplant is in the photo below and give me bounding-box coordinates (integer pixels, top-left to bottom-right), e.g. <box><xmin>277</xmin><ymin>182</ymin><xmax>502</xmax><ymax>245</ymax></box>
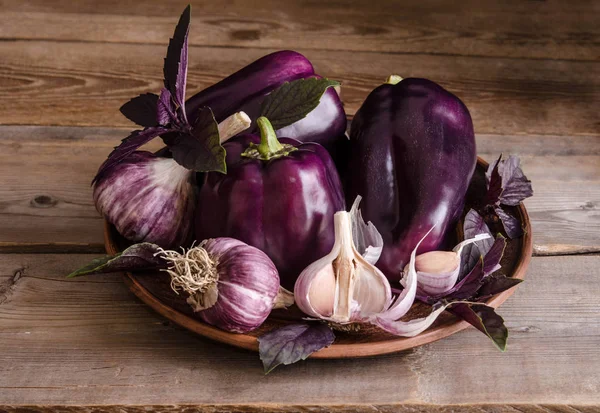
<box><xmin>184</xmin><ymin>50</ymin><xmax>347</xmax><ymax>149</ymax></box>
<box><xmin>346</xmin><ymin>76</ymin><xmax>476</xmax><ymax>282</ymax></box>
<box><xmin>195</xmin><ymin>117</ymin><xmax>345</xmax><ymax>289</ymax></box>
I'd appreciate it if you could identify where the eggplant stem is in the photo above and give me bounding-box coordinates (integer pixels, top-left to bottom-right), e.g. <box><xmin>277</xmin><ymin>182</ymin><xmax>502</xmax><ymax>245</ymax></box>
<box><xmin>385</xmin><ymin>74</ymin><xmax>403</xmax><ymax>85</ymax></box>
<box><xmin>218</xmin><ymin>111</ymin><xmax>251</xmax><ymax>143</ymax></box>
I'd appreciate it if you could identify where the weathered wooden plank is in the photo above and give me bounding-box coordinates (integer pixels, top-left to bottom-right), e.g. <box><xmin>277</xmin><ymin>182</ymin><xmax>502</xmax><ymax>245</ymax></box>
<box><xmin>1</xmin><ymin>0</ymin><xmax>598</xmax><ymax>61</ymax></box>
<box><xmin>1</xmin><ymin>126</ymin><xmax>598</xmax><ymax>254</ymax></box>
<box><xmin>0</xmin><ymin>254</ymin><xmax>598</xmax><ymax>406</ymax></box>
<box><xmin>0</xmin><ymin>404</ymin><xmax>598</xmax><ymax>413</ymax></box>
<box><xmin>1</xmin><ymin>41</ymin><xmax>599</xmax><ymax>136</ymax></box>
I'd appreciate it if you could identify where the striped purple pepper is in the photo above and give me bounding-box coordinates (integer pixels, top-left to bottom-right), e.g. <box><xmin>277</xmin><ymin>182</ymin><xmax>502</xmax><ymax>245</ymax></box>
<box><xmin>195</xmin><ymin>117</ymin><xmax>345</xmax><ymax>289</ymax></box>
<box><xmin>345</xmin><ymin>76</ymin><xmax>477</xmax><ymax>282</ymax></box>
<box><xmin>185</xmin><ymin>50</ymin><xmax>346</xmax><ymax>149</ymax></box>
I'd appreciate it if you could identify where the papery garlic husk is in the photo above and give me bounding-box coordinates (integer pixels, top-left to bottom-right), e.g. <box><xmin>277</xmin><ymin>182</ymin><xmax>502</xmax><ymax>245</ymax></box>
<box><xmin>161</xmin><ymin>237</ymin><xmax>291</xmax><ymax>333</ymax></box>
<box><xmin>294</xmin><ymin>207</ymin><xmax>391</xmax><ymax>325</ymax></box>
<box><xmin>409</xmin><ymin>233</ymin><xmax>491</xmax><ymax>296</ymax></box>
<box><xmin>94</xmin><ymin>152</ymin><xmax>196</xmax><ymax>249</ymax></box>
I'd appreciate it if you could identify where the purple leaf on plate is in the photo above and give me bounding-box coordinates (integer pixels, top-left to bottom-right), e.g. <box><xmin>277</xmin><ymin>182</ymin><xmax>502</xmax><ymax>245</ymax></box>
<box><xmin>169</xmin><ymin>107</ymin><xmax>226</xmax><ymax>173</ymax></box>
<box><xmin>463</xmin><ymin>209</ymin><xmax>494</xmax><ymax>255</ymax></box>
<box><xmin>484</xmin><ymin>154</ymin><xmax>503</xmax><ymax>206</ymax></box>
<box><xmin>258</xmin><ymin>323</ymin><xmax>335</xmax><ymax>373</ymax></box>
<box><xmin>163</xmin><ymin>5</ymin><xmax>190</xmax><ymax>109</ymax></box>
<box><xmin>120</xmin><ymin>93</ymin><xmax>159</xmax><ymax>127</ymax></box>
<box><xmin>498</xmin><ymin>155</ymin><xmax>533</xmax><ymax>206</ymax></box>
<box><xmin>478</xmin><ymin>274</ymin><xmax>523</xmax><ymax>301</ymax></box>
<box><xmin>458</xmin><ymin>242</ymin><xmax>481</xmax><ymax>281</ymax></box>
<box><xmin>93</xmin><ymin>126</ymin><xmax>170</xmax><ymax>184</ymax></box>
<box><xmin>446</xmin><ymin>259</ymin><xmax>485</xmax><ymax>300</ymax></box>
<box><xmin>483</xmin><ymin>235</ymin><xmax>506</xmax><ymax>276</ymax></box>
<box><xmin>496</xmin><ymin>207</ymin><xmax>524</xmax><ymax>239</ymax></box>
<box><xmin>67</xmin><ymin>243</ymin><xmax>166</xmax><ymax>278</ymax></box>
<box><xmin>448</xmin><ymin>303</ymin><xmax>508</xmax><ymax>351</ymax></box>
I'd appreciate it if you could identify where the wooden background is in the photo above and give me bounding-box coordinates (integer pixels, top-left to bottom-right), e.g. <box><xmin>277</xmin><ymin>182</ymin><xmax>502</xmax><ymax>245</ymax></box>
<box><xmin>1</xmin><ymin>0</ymin><xmax>599</xmax><ymax>411</ymax></box>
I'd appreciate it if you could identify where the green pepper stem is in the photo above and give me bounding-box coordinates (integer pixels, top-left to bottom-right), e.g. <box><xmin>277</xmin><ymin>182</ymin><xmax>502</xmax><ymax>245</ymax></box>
<box><xmin>385</xmin><ymin>74</ymin><xmax>403</xmax><ymax>85</ymax></box>
<box><xmin>256</xmin><ymin>117</ymin><xmax>284</xmax><ymax>158</ymax></box>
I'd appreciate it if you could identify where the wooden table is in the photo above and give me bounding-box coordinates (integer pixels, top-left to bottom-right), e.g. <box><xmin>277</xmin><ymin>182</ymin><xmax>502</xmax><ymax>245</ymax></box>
<box><xmin>1</xmin><ymin>1</ymin><xmax>599</xmax><ymax>411</ymax></box>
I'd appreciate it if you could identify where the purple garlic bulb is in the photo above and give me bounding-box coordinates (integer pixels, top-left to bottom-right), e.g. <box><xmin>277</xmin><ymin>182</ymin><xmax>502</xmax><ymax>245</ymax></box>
<box><xmin>93</xmin><ymin>151</ymin><xmax>196</xmax><ymax>249</ymax></box>
<box><xmin>163</xmin><ymin>237</ymin><xmax>290</xmax><ymax>333</ymax></box>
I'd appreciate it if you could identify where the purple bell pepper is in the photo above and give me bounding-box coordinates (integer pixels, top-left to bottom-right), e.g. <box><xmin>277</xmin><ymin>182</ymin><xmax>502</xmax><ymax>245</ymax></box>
<box><xmin>185</xmin><ymin>50</ymin><xmax>347</xmax><ymax>149</ymax></box>
<box><xmin>195</xmin><ymin>117</ymin><xmax>345</xmax><ymax>289</ymax></box>
<box><xmin>345</xmin><ymin>76</ymin><xmax>476</xmax><ymax>282</ymax></box>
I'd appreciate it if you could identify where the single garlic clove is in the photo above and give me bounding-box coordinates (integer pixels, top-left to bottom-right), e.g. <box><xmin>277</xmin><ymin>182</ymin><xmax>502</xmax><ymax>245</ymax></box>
<box><xmin>308</xmin><ymin>265</ymin><xmax>336</xmax><ymax>316</ymax></box>
<box><xmin>412</xmin><ymin>233</ymin><xmax>493</xmax><ymax>296</ymax></box>
<box><xmin>415</xmin><ymin>251</ymin><xmax>460</xmax><ymax>274</ymax></box>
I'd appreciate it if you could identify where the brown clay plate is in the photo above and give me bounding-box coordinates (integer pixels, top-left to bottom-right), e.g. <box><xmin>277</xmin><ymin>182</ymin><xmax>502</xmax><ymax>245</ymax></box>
<box><xmin>105</xmin><ymin>157</ymin><xmax>532</xmax><ymax>358</ymax></box>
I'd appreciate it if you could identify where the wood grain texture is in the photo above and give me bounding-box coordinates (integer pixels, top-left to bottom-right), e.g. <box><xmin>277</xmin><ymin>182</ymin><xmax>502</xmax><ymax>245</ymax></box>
<box><xmin>0</xmin><ymin>254</ymin><xmax>598</xmax><ymax>406</ymax></box>
<box><xmin>0</xmin><ymin>404</ymin><xmax>599</xmax><ymax>413</ymax></box>
<box><xmin>1</xmin><ymin>40</ymin><xmax>599</xmax><ymax>136</ymax></box>
<box><xmin>1</xmin><ymin>126</ymin><xmax>597</xmax><ymax>254</ymax></box>
<box><xmin>1</xmin><ymin>0</ymin><xmax>599</xmax><ymax>61</ymax></box>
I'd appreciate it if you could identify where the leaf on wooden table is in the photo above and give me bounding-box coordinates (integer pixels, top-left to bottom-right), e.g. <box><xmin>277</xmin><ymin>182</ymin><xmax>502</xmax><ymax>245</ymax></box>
<box><xmin>67</xmin><ymin>243</ymin><xmax>165</xmax><ymax>278</ymax></box>
<box><xmin>258</xmin><ymin>323</ymin><xmax>335</xmax><ymax>374</ymax></box>
<box><xmin>449</xmin><ymin>303</ymin><xmax>508</xmax><ymax>351</ymax></box>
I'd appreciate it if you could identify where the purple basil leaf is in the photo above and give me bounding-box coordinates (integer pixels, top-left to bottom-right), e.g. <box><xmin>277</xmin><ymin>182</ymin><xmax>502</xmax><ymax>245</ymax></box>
<box><xmin>157</xmin><ymin>88</ymin><xmax>177</xmax><ymax>126</ymax></box>
<box><xmin>463</xmin><ymin>209</ymin><xmax>494</xmax><ymax>255</ymax></box>
<box><xmin>92</xmin><ymin>126</ymin><xmax>169</xmax><ymax>184</ymax></box>
<box><xmin>449</xmin><ymin>303</ymin><xmax>508</xmax><ymax>351</ymax></box>
<box><xmin>483</xmin><ymin>235</ymin><xmax>506</xmax><ymax>276</ymax></box>
<box><xmin>67</xmin><ymin>243</ymin><xmax>166</xmax><ymax>278</ymax></box>
<box><xmin>478</xmin><ymin>274</ymin><xmax>523</xmax><ymax>301</ymax></box>
<box><xmin>163</xmin><ymin>5</ymin><xmax>190</xmax><ymax>108</ymax></box>
<box><xmin>496</xmin><ymin>207</ymin><xmax>524</xmax><ymax>239</ymax></box>
<box><xmin>446</xmin><ymin>258</ymin><xmax>485</xmax><ymax>300</ymax></box>
<box><xmin>258</xmin><ymin>323</ymin><xmax>335</xmax><ymax>374</ymax></box>
<box><xmin>498</xmin><ymin>155</ymin><xmax>533</xmax><ymax>206</ymax></box>
<box><xmin>119</xmin><ymin>93</ymin><xmax>159</xmax><ymax>127</ymax></box>
<box><xmin>458</xmin><ymin>242</ymin><xmax>481</xmax><ymax>281</ymax></box>
<box><xmin>261</xmin><ymin>78</ymin><xmax>340</xmax><ymax>130</ymax></box>
<box><xmin>484</xmin><ymin>154</ymin><xmax>503</xmax><ymax>206</ymax></box>
<box><xmin>169</xmin><ymin>107</ymin><xmax>226</xmax><ymax>173</ymax></box>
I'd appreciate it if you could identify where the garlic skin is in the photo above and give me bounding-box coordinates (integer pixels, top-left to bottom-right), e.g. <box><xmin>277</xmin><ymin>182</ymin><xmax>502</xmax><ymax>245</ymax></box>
<box><xmin>410</xmin><ymin>233</ymin><xmax>491</xmax><ymax>296</ymax></box>
<box><xmin>94</xmin><ymin>152</ymin><xmax>196</xmax><ymax>249</ymax></box>
<box><xmin>294</xmin><ymin>210</ymin><xmax>391</xmax><ymax>324</ymax></box>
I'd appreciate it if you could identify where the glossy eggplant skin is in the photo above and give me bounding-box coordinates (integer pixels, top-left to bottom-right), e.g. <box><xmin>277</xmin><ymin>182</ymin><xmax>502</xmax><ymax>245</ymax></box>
<box><xmin>346</xmin><ymin>78</ymin><xmax>476</xmax><ymax>282</ymax></box>
<box><xmin>195</xmin><ymin>134</ymin><xmax>345</xmax><ymax>290</ymax></box>
<box><xmin>185</xmin><ymin>50</ymin><xmax>347</xmax><ymax>149</ymax></box>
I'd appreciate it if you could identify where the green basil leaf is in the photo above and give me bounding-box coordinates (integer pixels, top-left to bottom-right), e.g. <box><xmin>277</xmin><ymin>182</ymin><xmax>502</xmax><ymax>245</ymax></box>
<box><xmin>260</xmin><ymin>78</ymin><xmax>340</xmax><ymax>130</ymax></box>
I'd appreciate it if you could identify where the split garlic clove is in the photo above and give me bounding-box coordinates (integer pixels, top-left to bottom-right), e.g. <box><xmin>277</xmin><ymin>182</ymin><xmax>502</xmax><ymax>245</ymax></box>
<box><xmin>412</xmin><ymin>233</ymin><xmax>492</xmax><ymax>296</ymax></box>
<box><xmin>294</xmin><ymin>207</ymin><xmax>391</xmax><ymax>324</ymax></box>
